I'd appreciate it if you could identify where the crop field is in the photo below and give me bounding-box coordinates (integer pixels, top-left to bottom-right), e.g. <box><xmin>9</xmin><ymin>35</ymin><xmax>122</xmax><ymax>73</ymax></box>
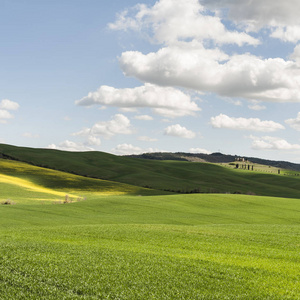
<box><xmin>1</xmin><ymin>152</ymin><xmax>300</xmax><ymax>299</ymax></box>
<box><xmin>1</xmin><ymin>191</ymin><xmax>300</xmax><ymax>298</ymax></box>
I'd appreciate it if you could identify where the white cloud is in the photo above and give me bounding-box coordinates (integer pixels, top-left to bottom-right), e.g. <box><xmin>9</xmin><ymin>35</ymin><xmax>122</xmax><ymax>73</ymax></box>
<box><xmin>111</xmin><ymin>143</ymin><xmax>143</xmax><ymax>155</ymax></box>
<box><xmin>109</xmin><ymin>0</ymin><xmax>259</xmax><ymax>46</ymax></box>
<box><xmin>92</xmin><ymin>114</ymin><xmax>133</xmax><ymax>137</ymax></box>
<box><xmin>164</xmin><ymin>124</ymin><xmax>196</xmax><ymax>139</ymax></box>
<box><xmin>211</xmin><ymin>114</ymin><xmax>285</xmax><ymax>132</ymax></box>
<box><xmin>0</xmin><ymin>99</ymin><xmax>19</xmax><ymax>111</ymax></box>
<box><xmin>0</xmin><ymin>99</ymin><xmax>19</xmax><ymax>123</ymax></box>
<box><xmin>271</xmin><ymin>26</ymin><xmax>300</xmax><ymax>43</ymax></box>
<box><xmin>0</xmin><ymin>110</ymin><xmax>13</xmax><ymax>123</ymax></box>
<box><xmin>86</xmin><ymin>136</ymin><xmax>101</xmax><ymax>146</ymax></box>
<box><xmin>248</xmin><ymin>100</ymin><xmax>266</xmax><ymax>111</ymax></box>
<box><xmin>134</xmin><ymin>114</ymin><xmax>153</xmax><ymax>121</ymax></box>
<box><xmin>285</xmin><ymin>112</ymin><xmax>300</xmax><ymax>131</ymax></box>
<box><xmin>120</xmin><ymin>44</ymin><xmax>300</xmax><ymax>103</ymax></box>
<box><xmin>290</xmin><ymin>44</ymin><xmax>300</xmax><ymax>65</ymax></box>
<box><xmin>74</xmin><ymin>114</ymin><xmax>134</xmax><ymax>138</ymax></box>
<box><xmin>250</xmin><ymin>135</ymin><xmax>300</xmax><ymax>150</ymax></box>
<box><xmin>190</xmin><ymin>148</ymin><xmax>212</xmax><ymax>154</ymax></box>
<box><xmin>112</xmin><ymin>143</ymin><xmax>162</xmax><ymax>155</ymax></box>
<box><xmin>138</xmin><ymin>136</ymin><xmax>158</xmax><ymax>142</ymax></box>
<box><xmin>109</xmin><ymin>1</ymin><xmax>300</xmax><ymax>104</ymax></box>
<box><xmin>203</xmin><ymin>0</ymin><xmax>300</xmax><ymax>35</ymax></box>
<box><xmin>48</xmin><ymin>140</ymin><xmax>95</xmax><ymax>152</ymax></box>
<box><xmin>76</xmin><ymin>83</ymin><xmax>201</xmax><ymax>118</ymax></box>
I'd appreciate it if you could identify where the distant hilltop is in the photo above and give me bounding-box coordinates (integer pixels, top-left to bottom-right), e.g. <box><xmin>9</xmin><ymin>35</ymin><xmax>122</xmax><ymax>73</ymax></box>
<box><xmin>125</xmin><ymin>152</ymin><xmax>300</xmax><ymax>172</ymax></box>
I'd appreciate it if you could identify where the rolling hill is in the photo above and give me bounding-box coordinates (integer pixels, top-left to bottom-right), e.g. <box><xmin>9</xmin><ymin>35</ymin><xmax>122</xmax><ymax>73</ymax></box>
<box><xmin>0</xmin><ymin>158</ymin><xmax>164</xmax><ymax>205</ymax></box>
<box><xmin>1</xmin><ymin>144</ymin><xmax>300</xmax><ymax>298</ymax></box>
<box><xmin>1</xmin><ymin>143</ymin><xmax>300</xmax><ymax>198</ymax></box>
<box><xmin>126</xmin><ymin>151</ymin><xmax>300</xmax><ymax>171</ymax></box>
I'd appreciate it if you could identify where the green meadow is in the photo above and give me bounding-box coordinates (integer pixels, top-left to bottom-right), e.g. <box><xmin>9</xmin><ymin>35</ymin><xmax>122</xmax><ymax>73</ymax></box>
<box><xmin>1</xmin><ymin>146</ymin><xmax>300</xmax><ymax>299</ymax></box>
<box><xmin>1</xmin><ymin>143</ymin><xmax>300</xmax><ymax>198</ymax></box>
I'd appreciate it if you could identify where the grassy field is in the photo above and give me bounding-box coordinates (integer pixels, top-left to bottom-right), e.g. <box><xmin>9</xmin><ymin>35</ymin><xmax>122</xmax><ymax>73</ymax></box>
<box><xmin>2</xmin><ymin>143</ymin><xmax>300</xmax><ymax>198</ymax></box>
<box><xmin>1</xmin><ymin>191</ymin><xmax>300</xmax><ymax>298</ymax></box>
<box><xmin>220</xmin><ymin>161</ymin><xmax>300</xmax><ymax>176</ymax></box>
<box><xmin>1</xmin><ymin>148</ymin><xmax>300</xmax><ymax>298</ymax></box>
<box><xmin>0</xmin><ymin>158</ymin><xmax>166</xmax><ymax>205</ymax></box>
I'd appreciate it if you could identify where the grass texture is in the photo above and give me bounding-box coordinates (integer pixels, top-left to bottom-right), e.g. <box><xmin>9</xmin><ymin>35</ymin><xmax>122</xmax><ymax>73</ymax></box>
<box><xmin>1</xmin><ymin>193</ymin><xmax>300</xmax><ymax>299</ymax></box>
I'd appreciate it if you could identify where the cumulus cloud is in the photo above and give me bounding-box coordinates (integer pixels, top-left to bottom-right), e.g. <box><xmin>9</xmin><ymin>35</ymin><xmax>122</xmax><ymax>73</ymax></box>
<box><xmin>112</xmin><ymin>143</ymin><xmax>162</xmax><ymax>155</ymax></box>
<box><xmin>0</xmin><ymin>110</ymin><xmax>13</xmax><ymax>124</ymax></box>
<box><xmin>0</xmin><ymin>99</ymin><xmax>19</xmax><ymax>123</ymax></box>
<box><xmin>190</xmin><ymin>148</ymin><xmax>212</xmax><ymax>154</ymax></box>
<box><xmin>120</xmin><ymin>44</ymin><xmax>300</xmax><ymax>103</ymax></box>
<box><xmin>164</xmin><ymin>124</ymin><xmax>196</xmax><ymax>139</ymax></box>
<box><xmin>285</xmin><ymin>112</ymin><xmax>300</xmax><ymax>131</ymax></box>
<box><xmin>0</xmin><ymin>99</ymin><xmax>19</xmax><ymax>111</ymax></box>
<box><xmin>109</xmin><ymin>0</ymin><xmax>259</xmax><ymax>46</ymax></box>
<box><xmin>250</xmin><ymin>135</ymin><xmax>300</xmax><ymax>150</ymax></box>
<box><xmin>48</xmin><ymin>140</ymin><xmax>95</xmax><ymax>152</ymax></box>
<box><xmin>111</xmin><ymin>143</ymin><xmax>143</xmax><ymax>155</ymax></box>
<box><xmin>271</xmin><ymin>26</ymin><xmax>300</xmax><ymax>43</ymax></box>
<box><xmin>74</xmin><ymin>114</ymin><xmax>134</xmax><ymax>138</ymax></box>
<box><xmin>134</xmin><ymin>114</ymin><xmax>153</xmax><ymax>121</ymax></box>
<box><xmin>211</xmin><ymin>114</ymin><xmax>285</xmax><ymax>132</ymax></box>
<box><xmin>76</xmin><ymin>83</ymin><xmax>200</xmax><ymax>118</ymax></box>
<box><xmin>86</xmin><ymin>136</ymin><xmax>101</xmax><ymax>146</ymax></box>
<box><xmin>203</xmin><ymin>0</ymin><xmax>300</xmax><ymax>38</ymax></box>
<box><xmin>109</xmin><ymin>0</ymin><xmax>300</xmax><ymax>104</ymax></box>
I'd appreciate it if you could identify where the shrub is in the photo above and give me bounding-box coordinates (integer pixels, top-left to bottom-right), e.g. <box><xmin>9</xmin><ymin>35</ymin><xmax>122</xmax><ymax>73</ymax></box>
<box><xmin>63</xmin><ymin>195</ymin><xmax>72</xmax><ymax>204</ymax></box>
<box><xmin>1</xmin><ymin>199</ymin><xmax>15</xmax><ymax>205</ymax></box>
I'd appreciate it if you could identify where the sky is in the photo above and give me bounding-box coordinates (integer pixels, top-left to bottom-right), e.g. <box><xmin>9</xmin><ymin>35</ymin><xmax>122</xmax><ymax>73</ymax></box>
<box><xmin>2</xmin><ymin>0</ymin><xmax>300</xmax><ymax>162</ymax></box>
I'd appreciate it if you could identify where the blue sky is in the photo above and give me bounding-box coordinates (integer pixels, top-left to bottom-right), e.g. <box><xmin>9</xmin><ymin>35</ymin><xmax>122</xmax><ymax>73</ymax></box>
<box><xmin>2</xmin><ymin>0</ymin><xmax>300</xmax><ymax>162</ymax></box>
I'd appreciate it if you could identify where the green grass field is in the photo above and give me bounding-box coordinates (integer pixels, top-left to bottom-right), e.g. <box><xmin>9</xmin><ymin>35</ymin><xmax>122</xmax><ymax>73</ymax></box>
<box><xmin>0</xmin><ymin>158</ymin><xmax>167</xmax><ymax>205</ymax></box>
<box><xmin>1</xmin><ymin>148</ymin><xmax>300</xmax><ymax>299</ymax></box>
<box><xmin>2</xmin><ymin>143</ymin><xmax>300</xmax><ymax>198</ymax></box>
<box><xmin>1</xmin><ymin>194</ymin><xmax>300</xmax><ymax>299</ymax></box>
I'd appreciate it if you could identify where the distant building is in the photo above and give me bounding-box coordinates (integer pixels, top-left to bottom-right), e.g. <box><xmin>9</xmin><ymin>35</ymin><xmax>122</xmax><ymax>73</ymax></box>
<box><xmin>236</xmin><ymin>157</ymin><xmax>247</xmax><ymax>162</ymax></box>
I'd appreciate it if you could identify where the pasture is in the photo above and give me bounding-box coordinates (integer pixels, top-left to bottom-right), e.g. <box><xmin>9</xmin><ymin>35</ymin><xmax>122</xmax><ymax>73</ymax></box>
<box><xmin>1</xmin><ymin>195</ymin><xmax>300</xmax><ymax>298</ymax></box>
<box><xmin>1</xmin><ymin>153</ymin><xmax>300</xmax><ymax>299</ymax></box>
<box><xmin>2</xmin><ymin>143</ymin><xmax>300</xmax><ymax>198</ymax></box>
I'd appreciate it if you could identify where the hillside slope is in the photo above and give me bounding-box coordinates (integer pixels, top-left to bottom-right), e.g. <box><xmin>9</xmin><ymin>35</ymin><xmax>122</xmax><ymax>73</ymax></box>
<box><xmin>0</xmin><ymin>158</ymin><xmax>163</xmax><ymax>204</ymax></box>
<box><xmin>127</xmin><ymin>152</ymin><xmax>300</xmax><ymax>171</ymax></box>
<box><xmin>1</xmin><ymin>143</ymin><xmax>300</xmax><ymax>198</ymax></box>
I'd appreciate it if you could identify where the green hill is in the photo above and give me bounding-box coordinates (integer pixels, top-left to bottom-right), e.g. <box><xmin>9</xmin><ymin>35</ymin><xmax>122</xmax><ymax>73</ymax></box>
<box><xmin>0</xmin><ymin>158</ymin><xmax>164</xmax><ymax>205</ymax></box>
<box><xmin>1</xmin><ymin>144</ymin><xmax>300</xmax><ymax>298</ymax></box>
<box><xmin>1</xmin><ymin>143</ymin><xmax>300</xmax><ymax>198</ymax></box>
